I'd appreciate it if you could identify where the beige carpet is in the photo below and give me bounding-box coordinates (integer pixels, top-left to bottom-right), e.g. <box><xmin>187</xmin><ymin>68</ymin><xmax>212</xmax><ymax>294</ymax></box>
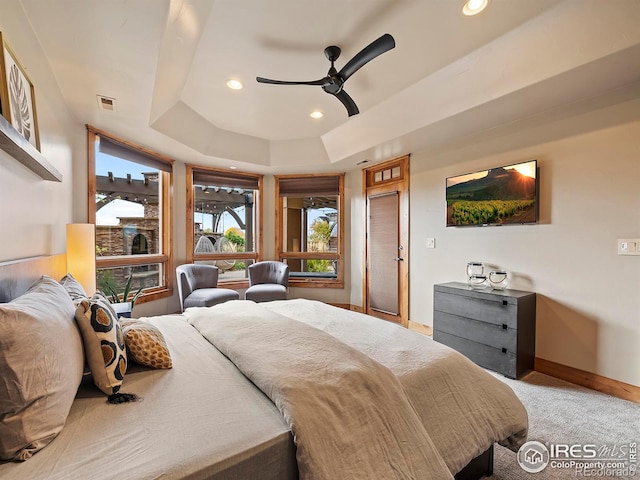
<box><xmin>487</xmin><ymin>371</ymin><xmax>639</xmax><ymax>479</ymax></box>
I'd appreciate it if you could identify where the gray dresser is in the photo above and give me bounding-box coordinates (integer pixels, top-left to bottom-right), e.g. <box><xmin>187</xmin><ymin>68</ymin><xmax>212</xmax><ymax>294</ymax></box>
<box><xmin>433</xmin><ymin>282</ymin><xmax>536</xmax><ymax>379</ymax></box>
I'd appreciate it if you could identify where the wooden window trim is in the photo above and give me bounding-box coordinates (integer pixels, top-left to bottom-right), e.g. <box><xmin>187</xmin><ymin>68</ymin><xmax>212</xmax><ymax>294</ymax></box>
<box><xmin>186</xmin><ymin>164</ymin><xmax>263</xmax><ymax>286</ymax></box>
<box><xmin>275</xmin><ymin>173</ymin><xmax>345</xmax><ymax>289</ymax></box>
<box><xmin>87</xmin><ymin>125</ymin><xmax>174</xmax><ymax>302</ymax></box>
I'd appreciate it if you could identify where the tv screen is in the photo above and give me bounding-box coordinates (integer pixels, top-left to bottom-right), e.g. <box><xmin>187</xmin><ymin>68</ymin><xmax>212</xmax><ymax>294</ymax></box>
<box><xmin>446</xmin><ymin>159</ymin><xmax>538</xmax><ymax>227</ymax></box>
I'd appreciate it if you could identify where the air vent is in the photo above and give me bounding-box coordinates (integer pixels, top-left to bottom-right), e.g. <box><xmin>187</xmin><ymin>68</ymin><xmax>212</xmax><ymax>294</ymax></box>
<box><xmin>96</xmin><ymin>95</ymin><xmax>117</xmax><ymax>112</ymax></box>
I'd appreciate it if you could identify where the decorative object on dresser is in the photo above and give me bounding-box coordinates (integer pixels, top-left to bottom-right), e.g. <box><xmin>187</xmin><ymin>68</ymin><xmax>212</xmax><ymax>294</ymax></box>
<box><xmin>488</xmin><ymin>270</ymin><xmax>509</xmax><ymax>290</ymax></box>
<box><xmin>433</xmin><ymin>282</ymin><xmax>536</xmax><ymax>379</ymax></box>
<box><xmin>466</xmin><ymin>261</ymin><xmax>487</xmax><ymax>288</ymax></box>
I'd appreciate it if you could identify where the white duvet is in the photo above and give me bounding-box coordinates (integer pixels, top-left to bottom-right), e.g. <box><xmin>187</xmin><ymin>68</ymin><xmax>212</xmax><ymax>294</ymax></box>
<box><xmin>188</xmin><ymin>299</ymin><xmax>528</xmax><ymax>476</ymax></box>
<box><xmin>187</xmin><ymin>301</ymin><xmax>454</xmax><ymax>480</ymax></box>
<box><xmin>262</xmin><ymin>299</ymin><xmax>528</xmax><ymax>474</ymax></box>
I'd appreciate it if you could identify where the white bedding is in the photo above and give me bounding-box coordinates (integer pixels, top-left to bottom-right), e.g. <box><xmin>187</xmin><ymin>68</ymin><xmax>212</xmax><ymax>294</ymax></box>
<box><xmin>0</xmin><ymin>298</ymin><xmax>528</xmax><ymax>479</ymax></box>
<box><xmin>187</xmin><ymin>301</ymin><xmax>454</xmax><ymax>480</ymax></box>
<box><xmin>0</xmin><ymin>315</ymin><xmax>296</xmax><ymax>480</ymax></box>
<box><xmin>263</xmin><ymin>299</ymin><xmax>528</xmax><ymax>474</ymax></box>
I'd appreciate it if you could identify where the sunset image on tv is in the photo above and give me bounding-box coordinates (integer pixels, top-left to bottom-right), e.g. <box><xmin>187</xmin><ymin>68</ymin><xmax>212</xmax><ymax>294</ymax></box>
<box><xmin>446</xmin><ymin>160</ymin><xmax>537</xmax><ymax>226</ymax></box>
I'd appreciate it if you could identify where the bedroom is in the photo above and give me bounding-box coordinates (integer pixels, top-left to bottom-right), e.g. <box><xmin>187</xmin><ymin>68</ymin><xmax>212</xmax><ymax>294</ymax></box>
<box><xmin>0</xmin><ymin>0</ymin><xmax>639</xmax><ymax>478</ymax></box>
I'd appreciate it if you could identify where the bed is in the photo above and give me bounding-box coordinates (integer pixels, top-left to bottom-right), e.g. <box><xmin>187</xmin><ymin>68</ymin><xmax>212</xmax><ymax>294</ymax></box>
<box><xmin>0</xmin><ymin>255</ymin><xmax>528</xmax><ymax>480</ymax></box>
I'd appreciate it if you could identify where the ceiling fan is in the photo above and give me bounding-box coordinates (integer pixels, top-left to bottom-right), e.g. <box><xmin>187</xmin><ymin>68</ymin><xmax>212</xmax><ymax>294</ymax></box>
<box><xmin>256</xmin><ymin>33</ymin><xmax>396</xmax><ymax>117</ymax></box>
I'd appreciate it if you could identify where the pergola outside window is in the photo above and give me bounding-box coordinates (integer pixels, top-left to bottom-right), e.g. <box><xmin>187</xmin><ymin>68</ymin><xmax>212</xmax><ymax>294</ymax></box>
<box><xmin>87</xmin><ymin>125</ymin><xmax>173</xmax><ymax>304</ymax></box>
<box><xmin>186</xmin><ymin>165</ymin><xmax>263</xmax><ymax>288</ymax></box>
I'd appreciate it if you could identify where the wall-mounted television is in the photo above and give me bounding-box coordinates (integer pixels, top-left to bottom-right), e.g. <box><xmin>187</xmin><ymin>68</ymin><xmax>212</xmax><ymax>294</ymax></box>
<box><xmin>446</xmin><ymin>159</ymin><xmax>538</xmax><ymax>227</ymax></box>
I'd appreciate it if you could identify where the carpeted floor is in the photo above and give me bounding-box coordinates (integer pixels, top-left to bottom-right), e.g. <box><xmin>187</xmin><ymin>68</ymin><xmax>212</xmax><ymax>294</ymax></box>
<box><xmin>486</xmin><ymin>371</ymin><xmax>639</xmax><ymax>479</ymax></box>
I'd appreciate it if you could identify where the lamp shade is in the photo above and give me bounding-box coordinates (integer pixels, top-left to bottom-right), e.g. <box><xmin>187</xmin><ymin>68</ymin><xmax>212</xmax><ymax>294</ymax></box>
<box><xmin>66</xmin><ymin>224</ymin><xmax>96</xmax><ymax>294</ymax></box>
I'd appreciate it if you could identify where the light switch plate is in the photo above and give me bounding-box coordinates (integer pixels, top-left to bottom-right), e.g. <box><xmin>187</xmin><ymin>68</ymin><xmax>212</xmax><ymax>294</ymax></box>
<box><xmin>618</xmin><ymin>238</ymin><xmax>640</xmax><ymax>255</ymax></box>
<box><xmin>426</xmin><ymin>238</ymin><xmax>435</xmax><ymax>249</ymax></box>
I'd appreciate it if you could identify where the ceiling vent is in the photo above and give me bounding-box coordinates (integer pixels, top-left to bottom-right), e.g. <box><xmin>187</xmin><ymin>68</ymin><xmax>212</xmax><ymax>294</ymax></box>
<box><xmin>96</xmin><ymin>95</ymin><xmax>117</xmax><ymax>112</ymax></box>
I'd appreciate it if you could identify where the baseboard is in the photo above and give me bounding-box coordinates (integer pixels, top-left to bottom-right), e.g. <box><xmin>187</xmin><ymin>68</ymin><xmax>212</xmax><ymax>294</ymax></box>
<box><xmin>327</xmin><ymin>303</ymin><xmax>366</xmax><ymax>313</ymax></box>
<box><xmin>328</xmin><ymin>303</ymin><xmax>351</xmax><ymax>310</ymax></box>
<box><xmin>535</xmin><ymin>357</ymin><xmax>639</xmax><ymax>404</ymax></box>
<box><xmin>408</xmin><ymin>321</ymin><xmax>433</xmax><ymax>336</ymax></box>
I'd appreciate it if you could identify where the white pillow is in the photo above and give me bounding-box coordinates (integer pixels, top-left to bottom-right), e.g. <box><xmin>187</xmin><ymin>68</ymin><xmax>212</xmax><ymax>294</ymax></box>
<box><xmin>0</xmin><ymin>276</ymin><xmax>84</xmax><ymax>461</ymax></box>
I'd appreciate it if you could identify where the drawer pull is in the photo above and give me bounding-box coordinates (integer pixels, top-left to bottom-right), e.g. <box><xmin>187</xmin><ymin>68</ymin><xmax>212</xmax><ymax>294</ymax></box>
<box><xmin>501</xmin><ymin>347</ymin><xmax>507</xmax><ymax>354</ymax></box>
<box><xmin>502</xmin><ymin>324</ymin><xmax>508</xmax><ymax>330</ymax></box>
<box><xmin>502</xmin><ymin>300</ymin><xmax>508</xmax><ymax>306</ymax></box>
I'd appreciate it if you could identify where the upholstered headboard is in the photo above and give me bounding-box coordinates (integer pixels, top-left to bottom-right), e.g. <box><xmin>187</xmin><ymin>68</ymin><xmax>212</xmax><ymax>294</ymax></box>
<box><xmin>0</xmin><ymin>254</ymin><xmax>66</xmax><ymax>302</ymax></box>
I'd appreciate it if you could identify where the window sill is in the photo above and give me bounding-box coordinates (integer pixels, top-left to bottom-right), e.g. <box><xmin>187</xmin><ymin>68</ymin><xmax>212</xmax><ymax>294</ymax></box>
<box><xmin>217</xmin><ymin>280</ymin><xmax>249</xmax><ymax>290</ymax></box>
<box><xmin>135</xmin><ymin>287</ymin><xmax>173</xmax><ymax>305</ymax></box>
<box><xmin>289</xmin><ymin>279</ymin><xmax>344</xmax><ymax>289</ymax></box>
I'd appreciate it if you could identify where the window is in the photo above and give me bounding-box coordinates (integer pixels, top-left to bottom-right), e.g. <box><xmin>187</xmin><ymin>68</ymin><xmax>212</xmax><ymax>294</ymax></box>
<box><xmin>87</xmin><ymin>125</ymin><xmax>173</xmax><ymax>304</ymax></box>
<box><xmin>275</xmin><ymin>174</ymin><xmax>344</xmax><ymax>288</ymax></box>
<box><xmin>186</xmin><ymin>165</ymin><xmax>263</xmax><ymax>287</ymax></box>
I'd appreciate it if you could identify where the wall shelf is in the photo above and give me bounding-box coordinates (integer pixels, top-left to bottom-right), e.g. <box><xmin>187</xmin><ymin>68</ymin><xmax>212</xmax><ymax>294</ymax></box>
<box><xmin>0</xmin><ymin>114</ymin><xmax>62</xmax><ymax>182</ymax></box>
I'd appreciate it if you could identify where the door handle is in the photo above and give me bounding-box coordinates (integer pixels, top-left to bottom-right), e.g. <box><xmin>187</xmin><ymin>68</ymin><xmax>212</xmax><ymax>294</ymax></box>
<box><xmin>394</xmin><ymin>257</ymin><xmax>404</xmax><ymax>261</ymax></box>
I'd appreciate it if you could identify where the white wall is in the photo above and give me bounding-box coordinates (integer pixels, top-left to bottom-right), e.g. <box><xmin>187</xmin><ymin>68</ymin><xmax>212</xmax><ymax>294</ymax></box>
<box><xmin>407</xmin><ymin>107</ymin><xmax>640</xmax><ymax>387</ymax></box>
<box><xmin>0</xmin><ymin>1</ymin><xmax>83</xmax><ymax>261</ymax></box>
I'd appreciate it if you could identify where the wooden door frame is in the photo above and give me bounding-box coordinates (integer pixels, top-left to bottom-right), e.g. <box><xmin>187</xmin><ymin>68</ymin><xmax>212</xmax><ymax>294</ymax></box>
<box><xmin>363</xmin><ymin>155</ymin><xmax>410</xmax><ymax>327</ymax></box>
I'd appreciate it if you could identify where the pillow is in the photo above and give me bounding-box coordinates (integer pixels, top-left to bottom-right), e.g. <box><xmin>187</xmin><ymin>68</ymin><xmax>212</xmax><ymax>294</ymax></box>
<box><xmin>59</xmin><ymin>273</ymin><xmax>87</xmax><ymax>302</ymax></box>
<box><xmin>120</xmin><ymin>318</ymin><xmax>173</xmax><ymax>369</ymax></box>
<box><xmin>75</xmin><ymin>293</ymin><xmax>127</xmax><ymax>395</ymax></box>
<box><xmin>0</xmin><ymin>276</ymin><xmax>84</xmax><ymax>461</ymax></box>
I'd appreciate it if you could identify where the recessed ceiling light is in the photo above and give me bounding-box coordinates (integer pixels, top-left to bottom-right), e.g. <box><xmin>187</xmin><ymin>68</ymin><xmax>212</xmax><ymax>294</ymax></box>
<box><xmin>462</xmin><ymin>0</ymin><xmax>489</xmax><ymax>16</ymax></box>
<box><xmin>226</xmin><ymin>79</ymin><xmax>243</xmax><ymax>90</ymax></box>
<box><xmin>229</xmin><ymin>166</ymin><xmax>237</xmax><ymax>170</ymax></box>
<box><xmin>310</xmin><ymin>111</ymin><xmax>324</xmax><ymax>119</ymax></box>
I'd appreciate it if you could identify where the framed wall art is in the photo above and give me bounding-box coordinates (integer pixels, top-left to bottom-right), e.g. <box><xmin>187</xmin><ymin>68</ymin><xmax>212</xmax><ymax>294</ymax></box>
<box><xmin>0</xmin><ymin>32</ymin><xmax>40</xmax><ymax>151</ymax></box>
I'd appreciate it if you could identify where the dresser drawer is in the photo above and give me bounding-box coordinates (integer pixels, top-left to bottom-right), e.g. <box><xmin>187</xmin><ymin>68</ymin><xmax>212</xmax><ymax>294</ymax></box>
<box><xmin>434</xmin><ymin>290</ymin><xmax>518</xmax><ymax>329</ymax></box>
<box><xmin>434</xmin><ymin>311</ymin><xmax>517</xmax><ymax>352</ymax></box>
<box><xmin>434</xmin><ymin>331</ymin><xmax>517</xmax><ymax>378</ymax></box>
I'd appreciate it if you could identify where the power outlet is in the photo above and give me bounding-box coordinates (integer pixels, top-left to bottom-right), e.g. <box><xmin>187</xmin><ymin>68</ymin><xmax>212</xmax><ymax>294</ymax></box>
<box><xmin>618</xmin><ymin>238</ymin><xmax>640</xmax><ymax>256</ymax></box>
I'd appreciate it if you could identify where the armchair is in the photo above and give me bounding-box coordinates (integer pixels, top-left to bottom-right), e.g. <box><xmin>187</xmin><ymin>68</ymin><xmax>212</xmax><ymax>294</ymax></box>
<box><xmin>245</xmin><ymin>261</ymin><xmax>289</xmax><ymax>303</ymax></box>
<box><xmin>176</xmin><ymin>264</ymin><xmax>239</xmax><ymax>312</ymax></box>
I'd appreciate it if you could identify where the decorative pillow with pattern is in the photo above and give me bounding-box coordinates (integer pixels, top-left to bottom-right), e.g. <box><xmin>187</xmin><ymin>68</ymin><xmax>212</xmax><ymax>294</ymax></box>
<box><xmin>75</xmin><ymin>294</ymin><xmax>127</xmax><ymax>394</ymax></box>
<box><xmin>119</xmin><ymin>318</ymin><xmax>173</xmax><ymax>369</ymax></box>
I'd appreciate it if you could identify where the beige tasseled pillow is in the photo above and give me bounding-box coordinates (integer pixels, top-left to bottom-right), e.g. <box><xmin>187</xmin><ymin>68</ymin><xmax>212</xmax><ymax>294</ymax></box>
<box><xmin>120</xmin><ymin>319</ymin><xmax>172</xmax><ymax>369</ymax></box>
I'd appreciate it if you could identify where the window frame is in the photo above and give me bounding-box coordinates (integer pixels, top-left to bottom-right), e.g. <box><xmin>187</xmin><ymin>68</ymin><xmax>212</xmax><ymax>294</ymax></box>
<box><xmin>87</xmin><ymin>125</ymin><xmax>174</xmax><ymax>304</ymax></box>
<box><xmin>186</xmin><ymin>164</ymin><xmax>263</xmax><ymax>289</ymax></box>
<box><xmin>275</xmin><ymin>173</ymin><xmax>345</xmax><ymax>289</ymax></box>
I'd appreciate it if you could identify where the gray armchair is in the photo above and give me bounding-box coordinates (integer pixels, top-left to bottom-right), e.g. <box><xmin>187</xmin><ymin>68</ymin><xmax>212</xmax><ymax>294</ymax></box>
<box><xmin>245</xmin><ymin>261</ymin><xmax>289</xmax><ymax>303</ymax></box>
<box><xmin>176</xmin><ymin>264</ymin><xmax>239</xmax><ymax>312</ymax></box>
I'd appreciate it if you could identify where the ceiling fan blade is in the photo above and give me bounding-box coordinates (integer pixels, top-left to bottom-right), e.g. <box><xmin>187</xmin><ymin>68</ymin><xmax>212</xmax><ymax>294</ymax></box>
<box><xmin>334</xmin><ymin>90</ymin><xmax>360</xmax><ymax>117</ymax></box>
<box><xmin>256</xmin><ymin>77</ymin><xmax>325</xmax><ymax>86</ymax></box>
<box><xmin>338</xmin><ymin>33</ymin><xmax>395</xmax><ymax>82</ymax></box>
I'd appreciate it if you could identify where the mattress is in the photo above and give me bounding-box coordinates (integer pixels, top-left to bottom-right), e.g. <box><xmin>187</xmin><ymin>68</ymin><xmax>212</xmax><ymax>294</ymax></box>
<box><xmin>0</xmin><ymin>315</ymin><xmax>297</xmax><ymax>480</ymax></box>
